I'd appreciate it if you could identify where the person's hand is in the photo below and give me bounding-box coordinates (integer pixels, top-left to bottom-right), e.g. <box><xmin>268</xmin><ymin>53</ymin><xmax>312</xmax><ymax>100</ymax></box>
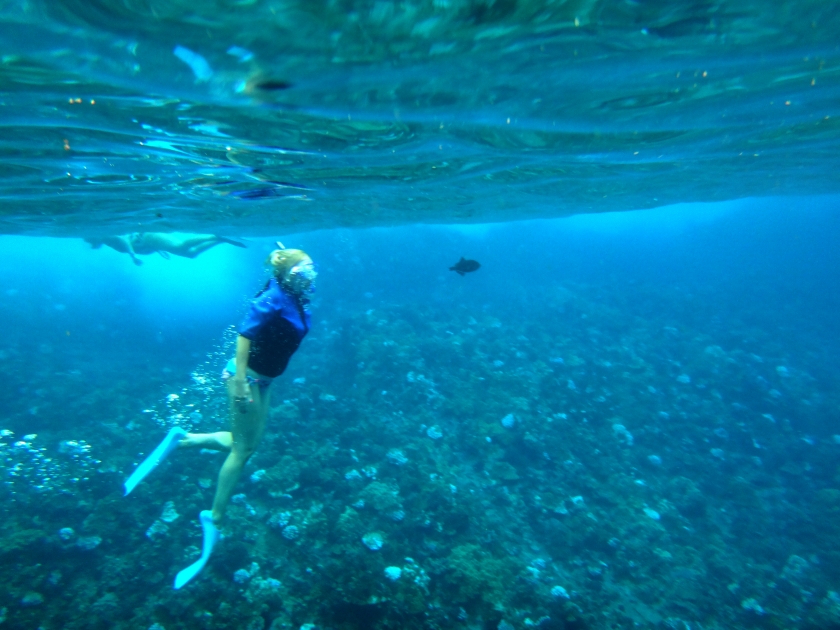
<box><xmin>232</xmin><ymin>378</ymin><xmax>251</xmax><ymax>413</ymax></box>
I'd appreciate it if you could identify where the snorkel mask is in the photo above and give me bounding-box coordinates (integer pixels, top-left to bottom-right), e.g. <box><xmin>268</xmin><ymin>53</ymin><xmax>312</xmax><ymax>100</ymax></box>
<box><xmin>287</xmin><ymin>260</ymin><xmax>317</xmax><ymax>295</ymax></box>
<box><xmin>271</xmin><ymin>241</ymin><xmax>317</xmax><ymax>295</ymax></box>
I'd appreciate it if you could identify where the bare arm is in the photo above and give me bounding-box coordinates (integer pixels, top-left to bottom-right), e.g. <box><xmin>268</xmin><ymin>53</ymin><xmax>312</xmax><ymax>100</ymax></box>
<box><xmin>232</xmin><ymin>335</ymin><xmax>251</xmax><ymax>404</ymax></box>
<box><xmin>235</xmin><ymin>335</ymin><xmax>250</xmax><ymax>378</ymax></box>
<box><xmin>100</xmin><ymin>235</ymin><xmax>141</xmax><ymax>265</ymax></box>
<box><xmin>124</xmin><ymin>234</ymin><xmax>143</xmax><ymax>265</ymax></box>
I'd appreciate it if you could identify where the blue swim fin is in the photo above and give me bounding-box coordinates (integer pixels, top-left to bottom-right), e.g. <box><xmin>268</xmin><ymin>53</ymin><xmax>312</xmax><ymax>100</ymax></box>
<box><xmin>123</xmin><ymin>427</ymin><xmax>187</xmax><ymax>496</ymax></box>
<box><xmin>174</xmin><ymin>510</ymin><xmax>220</xmax><ymax>590</ymax></box>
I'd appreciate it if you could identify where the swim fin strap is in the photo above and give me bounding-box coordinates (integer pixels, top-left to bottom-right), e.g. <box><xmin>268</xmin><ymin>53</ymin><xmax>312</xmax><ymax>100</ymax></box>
<box><xmin>123</xmin><ymin>427</ymin><xmax>187</xmax><ymax>496</ymax></box>
<box><xmin>174</xmin><ymin>510</ymin><xmax>220</xmax><ymax>590</ymax></box>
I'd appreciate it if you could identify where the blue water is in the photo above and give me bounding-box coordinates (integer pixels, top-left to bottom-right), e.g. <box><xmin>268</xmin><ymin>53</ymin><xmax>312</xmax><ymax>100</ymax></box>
<box><xmin>3</xmin><ymin>196</ymin><xmax>840</xmax><ymax>628</ymax></box>
<box><xmin>3</xmin><ymin>1</ymin><xmax>840</xmax><ymax>628</ymax></box>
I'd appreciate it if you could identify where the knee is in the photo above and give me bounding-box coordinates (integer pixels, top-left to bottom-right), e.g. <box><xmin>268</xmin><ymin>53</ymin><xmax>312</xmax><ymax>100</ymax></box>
<box><xmin>233</xmin><ymin>442</ymin><xmax>257</xmax><ymax>462</ymax></box>
<box><xmin>213</xmin><ymin>431</ymin><xmax>233</xmax><ymax>450</ymax></box>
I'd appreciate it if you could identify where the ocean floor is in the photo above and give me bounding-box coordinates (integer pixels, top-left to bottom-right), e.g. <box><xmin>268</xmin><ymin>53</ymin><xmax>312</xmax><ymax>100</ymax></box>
<box><xmin>2</xmin><ymin>279</ymin><xmax>840</xmax><ymax>630</ymax></box>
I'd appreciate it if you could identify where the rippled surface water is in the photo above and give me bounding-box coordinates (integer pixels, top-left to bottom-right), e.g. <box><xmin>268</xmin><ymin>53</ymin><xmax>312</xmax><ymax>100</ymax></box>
<box><xmin>1</xmin><ymin>0</ymin><xmax>839</xmax><ymax>235</ymax></box>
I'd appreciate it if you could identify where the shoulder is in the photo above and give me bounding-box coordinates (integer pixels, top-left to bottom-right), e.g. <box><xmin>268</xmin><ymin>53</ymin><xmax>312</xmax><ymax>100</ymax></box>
<box><xmin>254</xmin><ymin>279</ymin><xmax>286</xmax><ymax>308</ymax></box>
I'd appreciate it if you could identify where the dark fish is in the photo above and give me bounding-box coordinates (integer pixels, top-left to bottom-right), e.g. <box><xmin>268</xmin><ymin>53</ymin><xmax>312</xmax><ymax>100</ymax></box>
<box><xmin>254</xmin><ymin>80</ymin><xmax>293</xmax><ymax>91</ymax></box>
<box><xmin>449</xmin><ymin>257</ymin><xmax>480</xmax><ymax>276</ymax></box>
<box><xmin>228</xmin><ymin>181</ymin><xmax>310</xmax><ymax>199</ymax></box>
<box><xmin>229</xmin><ymin>187</ymin><xmax>286</xmax><ymax>199</ymax></box>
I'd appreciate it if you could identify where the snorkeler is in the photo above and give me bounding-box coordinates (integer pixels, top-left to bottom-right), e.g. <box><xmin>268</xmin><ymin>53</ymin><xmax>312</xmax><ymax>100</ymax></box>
<box><xmin>124</xmin><ymin>243</ymin><xmax>316</xmax><ymax>589</ymax></box>
<box><xmin>85</xmin><ymin>233</ymin><xmax>246</xmax><ymax>266</ymax></box>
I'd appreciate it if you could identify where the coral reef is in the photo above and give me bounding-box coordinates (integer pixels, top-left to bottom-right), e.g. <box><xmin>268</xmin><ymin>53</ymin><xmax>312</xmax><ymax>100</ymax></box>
<box><xmin>1</xmin><ymin>280</ymin><xmax>839</xmax><ymax>629</ymax></box>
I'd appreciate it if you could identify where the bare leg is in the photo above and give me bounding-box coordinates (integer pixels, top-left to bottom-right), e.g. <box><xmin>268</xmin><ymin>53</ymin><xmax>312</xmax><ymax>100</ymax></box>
<box><xmin>177</xmin><ymin>237</ymin><xmax>226</xmax><ymax>258</ymax></box>
<box><xmin>179</xmin><ymin>432</ymin><xmax>232</xmax><ymax>451</ymax></box>
<box><xmin>211</xmin><ymin>380</ymin><xmax>269</xmax><ymax>524</ymax></box>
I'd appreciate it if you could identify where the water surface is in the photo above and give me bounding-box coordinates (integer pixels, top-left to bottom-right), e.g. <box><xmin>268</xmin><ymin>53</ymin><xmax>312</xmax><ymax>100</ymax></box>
<box><xmin>1</xmin><ymin>0</ymin><xmax>839</xmax><ymax>234</ymax></box>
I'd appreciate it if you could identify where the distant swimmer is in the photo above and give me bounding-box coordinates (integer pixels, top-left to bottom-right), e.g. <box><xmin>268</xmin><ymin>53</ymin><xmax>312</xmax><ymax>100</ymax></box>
<box><xmin>449</xmin><ymin>257</ymin><xmax>481</xmax><ymax>276</ymax></box>
<box><xmin>85</xmin><ymin>233</ymin><xmax>246</xmax><ymax>266</ymax></box>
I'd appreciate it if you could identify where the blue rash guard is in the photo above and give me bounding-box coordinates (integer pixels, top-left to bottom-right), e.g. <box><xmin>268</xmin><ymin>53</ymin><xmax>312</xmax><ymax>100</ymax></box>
<box><xmin>237</xmin><ymin>278</ymin><xmax>311</xmax><ymax>378</ymax></box>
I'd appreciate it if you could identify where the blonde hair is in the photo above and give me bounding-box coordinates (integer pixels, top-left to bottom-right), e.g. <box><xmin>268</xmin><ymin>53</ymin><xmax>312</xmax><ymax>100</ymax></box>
<box><xmin>269</xmin><ymin>248</ymin><xmax>310</xmax><ymax>280</ymax></box>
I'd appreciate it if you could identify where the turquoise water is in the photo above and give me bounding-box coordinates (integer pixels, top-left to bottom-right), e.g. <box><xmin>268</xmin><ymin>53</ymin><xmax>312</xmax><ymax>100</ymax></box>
<box><xmin>3</xmin><ymin>199</ymin><xmax>840</xmax><ymax>628</ymax></box>
<box><xmin>3</xmin><ymin>3</ymin><xmax>840</xmax><ymax>630</ymax></box>
<box><xmin>1</xmin><ymin>0</ymin><xmax>839</xmax><ymax>233</ymax></box>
